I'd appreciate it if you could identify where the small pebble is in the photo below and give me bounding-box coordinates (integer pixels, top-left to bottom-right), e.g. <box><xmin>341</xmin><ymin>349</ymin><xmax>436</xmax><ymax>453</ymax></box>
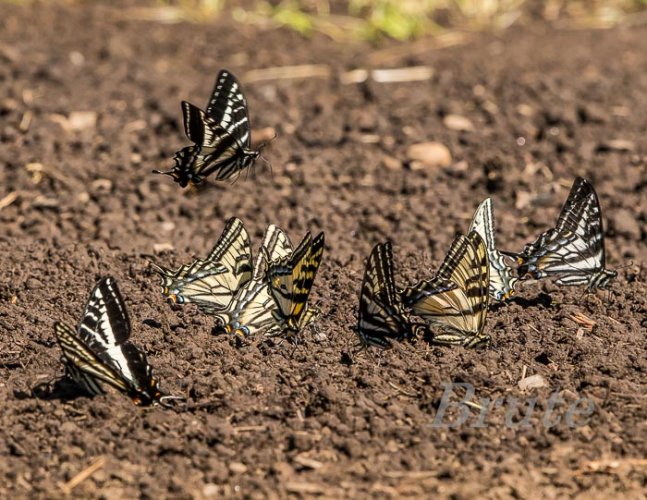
<box><xmin>406</xmin><ymin>142</ymin><xmax>452</xmax><ymax>168</ymax></box>
<box><xmin>26</xmin><ymin>278</ymin><xmax>43</xmax><ymax>289</ymax></box>
<box><xmin>443</xmin><ymin>114</ymin><xmax>474</xmax><ymax>132</ymax></box>
<box><xmin>597</xmin><ymin>139</ymin><xmax>635</xmax><ymax>153</ymax></box>
<box><xmin>228</xmin><ymin>462</ymin><xmax>248</xmax><ymax>474</ymax></box>
<box><xmin>518</xmin><ymin>374</ymin><xmax>548</xmax><ymax>391</ymax></box>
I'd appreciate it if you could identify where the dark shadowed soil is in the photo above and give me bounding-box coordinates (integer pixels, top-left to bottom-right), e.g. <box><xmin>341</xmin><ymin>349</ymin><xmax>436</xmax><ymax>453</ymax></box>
<box><xmin>1</xmin><ymin>2</ymin><xmax>645</xmax><ymax>497</ymax></box>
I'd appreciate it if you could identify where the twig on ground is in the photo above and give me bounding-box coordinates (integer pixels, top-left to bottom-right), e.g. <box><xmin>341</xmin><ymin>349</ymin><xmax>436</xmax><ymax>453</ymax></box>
<box><xmin>244</xmin><ymin>64</ymin><xmax>331</xmax><ymax>83</ymax></box>
<box><xmin>59</xmin><ymin>456</ymin><xmax>107</xmax><ymax>495</ymax></box>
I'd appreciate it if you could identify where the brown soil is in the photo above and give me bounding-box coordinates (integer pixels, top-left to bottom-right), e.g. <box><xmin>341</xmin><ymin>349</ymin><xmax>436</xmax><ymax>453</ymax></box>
<box><xmin>1</xmin><ymin>2</ymin><xmax>646</xmax><ymax>498</ymax></box>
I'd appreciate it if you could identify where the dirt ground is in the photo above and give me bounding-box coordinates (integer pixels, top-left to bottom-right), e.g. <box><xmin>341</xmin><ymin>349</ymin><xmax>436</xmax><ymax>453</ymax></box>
<box><xmin>1</xmin><ymin>1</ymin><xmax>646</xmax><ymax>498</ymax></box>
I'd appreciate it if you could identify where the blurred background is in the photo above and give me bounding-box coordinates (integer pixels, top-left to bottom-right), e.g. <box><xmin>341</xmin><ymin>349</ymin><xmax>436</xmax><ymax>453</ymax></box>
<box><xmin>110</xmin><ymin>0</ymin><xmax>647</xmax><ymax>40</ymax></box>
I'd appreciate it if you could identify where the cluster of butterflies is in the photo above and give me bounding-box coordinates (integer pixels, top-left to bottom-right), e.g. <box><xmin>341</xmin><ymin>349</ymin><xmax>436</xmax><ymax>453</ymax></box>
<box><xmin>357</xmin><ymin>177</ymin><xmax>617</xmax><ymax>349</ymax></box>
<box><xmin>150</xmin><ymin>218</ymin><xmax>325</xmax><ymax>339</ymax></box>
<box><xmin>52</xmin><ymin>221</ymin><xmax>325</xmax><ymax>407</ymax></box>
<box><xmin>49</xmin><ymin>65</ymin><xmax>617</xmax><ymax>407</ymax></box>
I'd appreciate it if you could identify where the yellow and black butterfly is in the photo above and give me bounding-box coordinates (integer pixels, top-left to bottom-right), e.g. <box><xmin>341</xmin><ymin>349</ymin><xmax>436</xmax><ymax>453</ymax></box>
<box><xmin>469</xmin><ymin>198</ymin><xmax>518</xmax><ymax>302</ymax></box>
<box><xmin>505</xmin><ymin>177</ymin><xmax>616</xmax><ymax>291</ymax></box>
<box><xmin>215</xmin><ymin>224</ymin><xmax>294</xmax><ymax>338</ymax></box>
<box><xmin>153</xmin><ymin>70</ymin><xmax>263</xmax><ymax>187</ymax></box>
<box><xmin>54</xmin><ymin>277</ymin><xmax>178</xmax><ymax>406</ymax></box>
<box><xmin>357</xmin><ymin>241</ymin><xmax>427</xmax><ymax>349</ymax></box>
<box><xmin>402</xmin><ymin>231</ymin><xmax>490</xmax><ymax>348</ymax></box>
<box><xmin>266</xmin><ymin>231</ymin><xmax>325</xmax><ymax>332</ymax></box>
<box><xmin>150</xmin><ymin>217</ymin><xmax>253</xmax><ymax>314</ymax></box>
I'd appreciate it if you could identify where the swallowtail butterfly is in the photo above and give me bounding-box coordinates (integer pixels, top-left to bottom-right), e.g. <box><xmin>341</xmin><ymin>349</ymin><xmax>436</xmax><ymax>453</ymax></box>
<box><xmin>266</xmin><ymin>231</ymin><xmax>325</xmax><ymax>332</ymax></box>
<box><xmin>153</xmin><ymin>70</ymin><xmax>262</xmax><ymax>187</ymax></box>
<box><xmin>402</xmin><ymin>232</ymin><xmax>490</xmax><ymax>348</ymax></box>
<box><xmin>150</xmin><ymin>217</ymin><xmax>253</xmax><ymax>314</ymax></box>
<box><xmin>357</xmin><ymin>242</ymin><xmax>426</xmax><ymax>349</ymax></box>
<box><xmin>54</xmin><ymin>277</ymin><xmax>175</xmax><ymax>406</ymax></box>
<box><xmin>507</xmin><ymin>177</ymin><xmax>616</xmax><ymax>291</ymax></box>
<box><xmin>469</xmin><ymin>198</ymin><xmax>518</xmax><ymax>301</ymax></box>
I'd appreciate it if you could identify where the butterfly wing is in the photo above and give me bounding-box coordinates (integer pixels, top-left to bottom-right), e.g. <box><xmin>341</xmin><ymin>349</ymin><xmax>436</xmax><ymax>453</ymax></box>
<box><xmin>403</xmin><ymin>232</ymin><xmax>489</xmax><ymax>347</ymax></box>
<box><xmin>357</xmin><ymin>242</ymin><xmax>420</xmax><ymax>348</ymax></box>
<box><xmin>206</xmin><ymin>69</ymin><xmax>251</xmax><ymax>149</ymax></box>
<box><xmin>253</xmin><ymin>224</ymin><xmax>294</xmax><ymax>280</ymax></box>
<box><xmin>151</xmin><ymin>218</ymin><xmax>253</xmax><ymax>313</ymax></box>
<box><xmin>215</xmin><ymin>280</ymin><xmax>280</xmax><ymax>338</ymax></box>
<box><xmin>516</xmin><ymin>178</ymin><xmax>616</xmax><ymax>290</ymax></box>
<box><xmin>181</xmin><ymin>101</ymin><xmax>225</xmax><ymax>148</ymax></box>
<box><xmin>54</xmin><ymin>321</ymin><xmax>124</xmax><ymax>395</ymax></box>
<box><xmin>469</xmin><ymin>198</ymin><xmax>518</xmax><ymax>301</ymax></box>
<box><xmin>267</xmin><ymin>232</ymin><xmax>325</xmax><ymax>330</ymax></box>
<box><xmin>216</xmin><ymin>224</ymin><xmax>298</xmax><ymax>339</ymax></box>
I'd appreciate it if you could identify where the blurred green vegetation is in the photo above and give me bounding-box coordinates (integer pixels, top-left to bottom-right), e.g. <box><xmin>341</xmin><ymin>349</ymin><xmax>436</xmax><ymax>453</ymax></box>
<box><xmin>4</xmin><ymin>0</ymin><xmax>647</xmax><ymax>40</ymax></box>
<box><xmin>156</xmin><ymin>0</ymin><xmax>647</xmax><ymax>40</ymax></box>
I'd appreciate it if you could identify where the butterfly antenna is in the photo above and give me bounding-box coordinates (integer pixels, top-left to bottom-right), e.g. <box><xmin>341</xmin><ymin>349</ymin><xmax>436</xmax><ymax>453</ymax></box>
<box><xmin>257</xmin><ymin>132</ymin><xmax>277</xmax><ymax>180</ymax></box>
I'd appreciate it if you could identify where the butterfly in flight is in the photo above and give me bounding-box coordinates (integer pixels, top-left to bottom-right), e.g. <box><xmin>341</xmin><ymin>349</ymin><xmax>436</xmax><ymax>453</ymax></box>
<box><xmin>402</xmin><ymin>232</ymin><xmax>490</xmax><ymax>348</ymax></box>
<box><xmin>505</xmin><ymin>177</ymin><xmax>617</xmax><ymax>291</ymax></box>
<box><xmin>266</xmin><ymin>231</ymin><xmax>325</xmax><ymax>333</ymax></box>
<box><xmin>357</xmin><ymin>241</ymin><xmax>427</xmax><ymax>349</ymax></box>
<box><xmin>153</xmin><ymin>69</ymin><xmax>263</xmax><ymax>187</ymax></box>
<box><xmin>469</xmin><ymin>198</ymin><xmax>518</xmax><ymax>302</ymax></box>
<box><xmin>150</xmin><ymin>217</ymin><xmax>253</xmax><ymax>314</ymax></box>
<box><xmin>214</xmin><ymin>224</ymin><xmax>295</xmax><ymax>339</ymax></box>
<box><xmin>54</xmin><ymin>277</ymin><xmax>178</xmax><ymax>406</ymax></box>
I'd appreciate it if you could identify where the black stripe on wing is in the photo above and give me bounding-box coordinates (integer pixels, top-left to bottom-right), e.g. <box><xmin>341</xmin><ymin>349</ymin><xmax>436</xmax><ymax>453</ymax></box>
<box><xmin>182</xmin><ymin>101</ymin><xmax>223</xmax><ymax>147</ymax></box>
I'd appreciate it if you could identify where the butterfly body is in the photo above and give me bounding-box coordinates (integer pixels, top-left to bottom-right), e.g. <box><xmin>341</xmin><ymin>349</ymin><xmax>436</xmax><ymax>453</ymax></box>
<box><xmin>54</xmin><ymin>277</ymin><xmax>166</xmax><ymax>406</ymax></box>
<box><xmin>154</xmin><ymin>70</ymin><xmax>261</xmax><ymax>186</ymax></box>
<box><xmin>509</xmin><ymin>177</ymin><xmax>616</xmax><ymax>292</ymax></box>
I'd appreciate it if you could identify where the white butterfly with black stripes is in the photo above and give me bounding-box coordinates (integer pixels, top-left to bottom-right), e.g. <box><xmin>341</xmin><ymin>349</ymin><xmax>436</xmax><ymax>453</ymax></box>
<box><xmin>469</xmin><ymin>198</ymin><xmax>518</xmax><ymax>302</ymax></box>
<box><xmin>54</xmin><ymin>277</ymin><xmax>177</xmax><ymax>406</ymax></box>
<box><xmin>154</xmin><ymin>69</ymin><xmax>263</xmax><ymax>187</ymax></box>
<box><xmin>149</xmin><ymin>217</ymin><xmax>253</xmax><ymax>314</ymax></box>
<box><xmin>215</xmin><ymin>225</ymin><xmax>322</xmax><ymax>339</ymax></box>
<box><xmin>506</xmin><ymin>177</ymin><xmax>617</xmax><ymax>291</ymax></box>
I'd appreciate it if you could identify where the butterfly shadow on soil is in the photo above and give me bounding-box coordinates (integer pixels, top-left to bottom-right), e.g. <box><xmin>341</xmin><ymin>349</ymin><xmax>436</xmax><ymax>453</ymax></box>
<box><xmin>497</xmin><ymin>292</ymin><xmax>553</xmax><ymax>311</ymax></box>
<box><xmin>28</xmin><ymin>377</ymin><xmax>95</xmax><ymax>403</ymax></box>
